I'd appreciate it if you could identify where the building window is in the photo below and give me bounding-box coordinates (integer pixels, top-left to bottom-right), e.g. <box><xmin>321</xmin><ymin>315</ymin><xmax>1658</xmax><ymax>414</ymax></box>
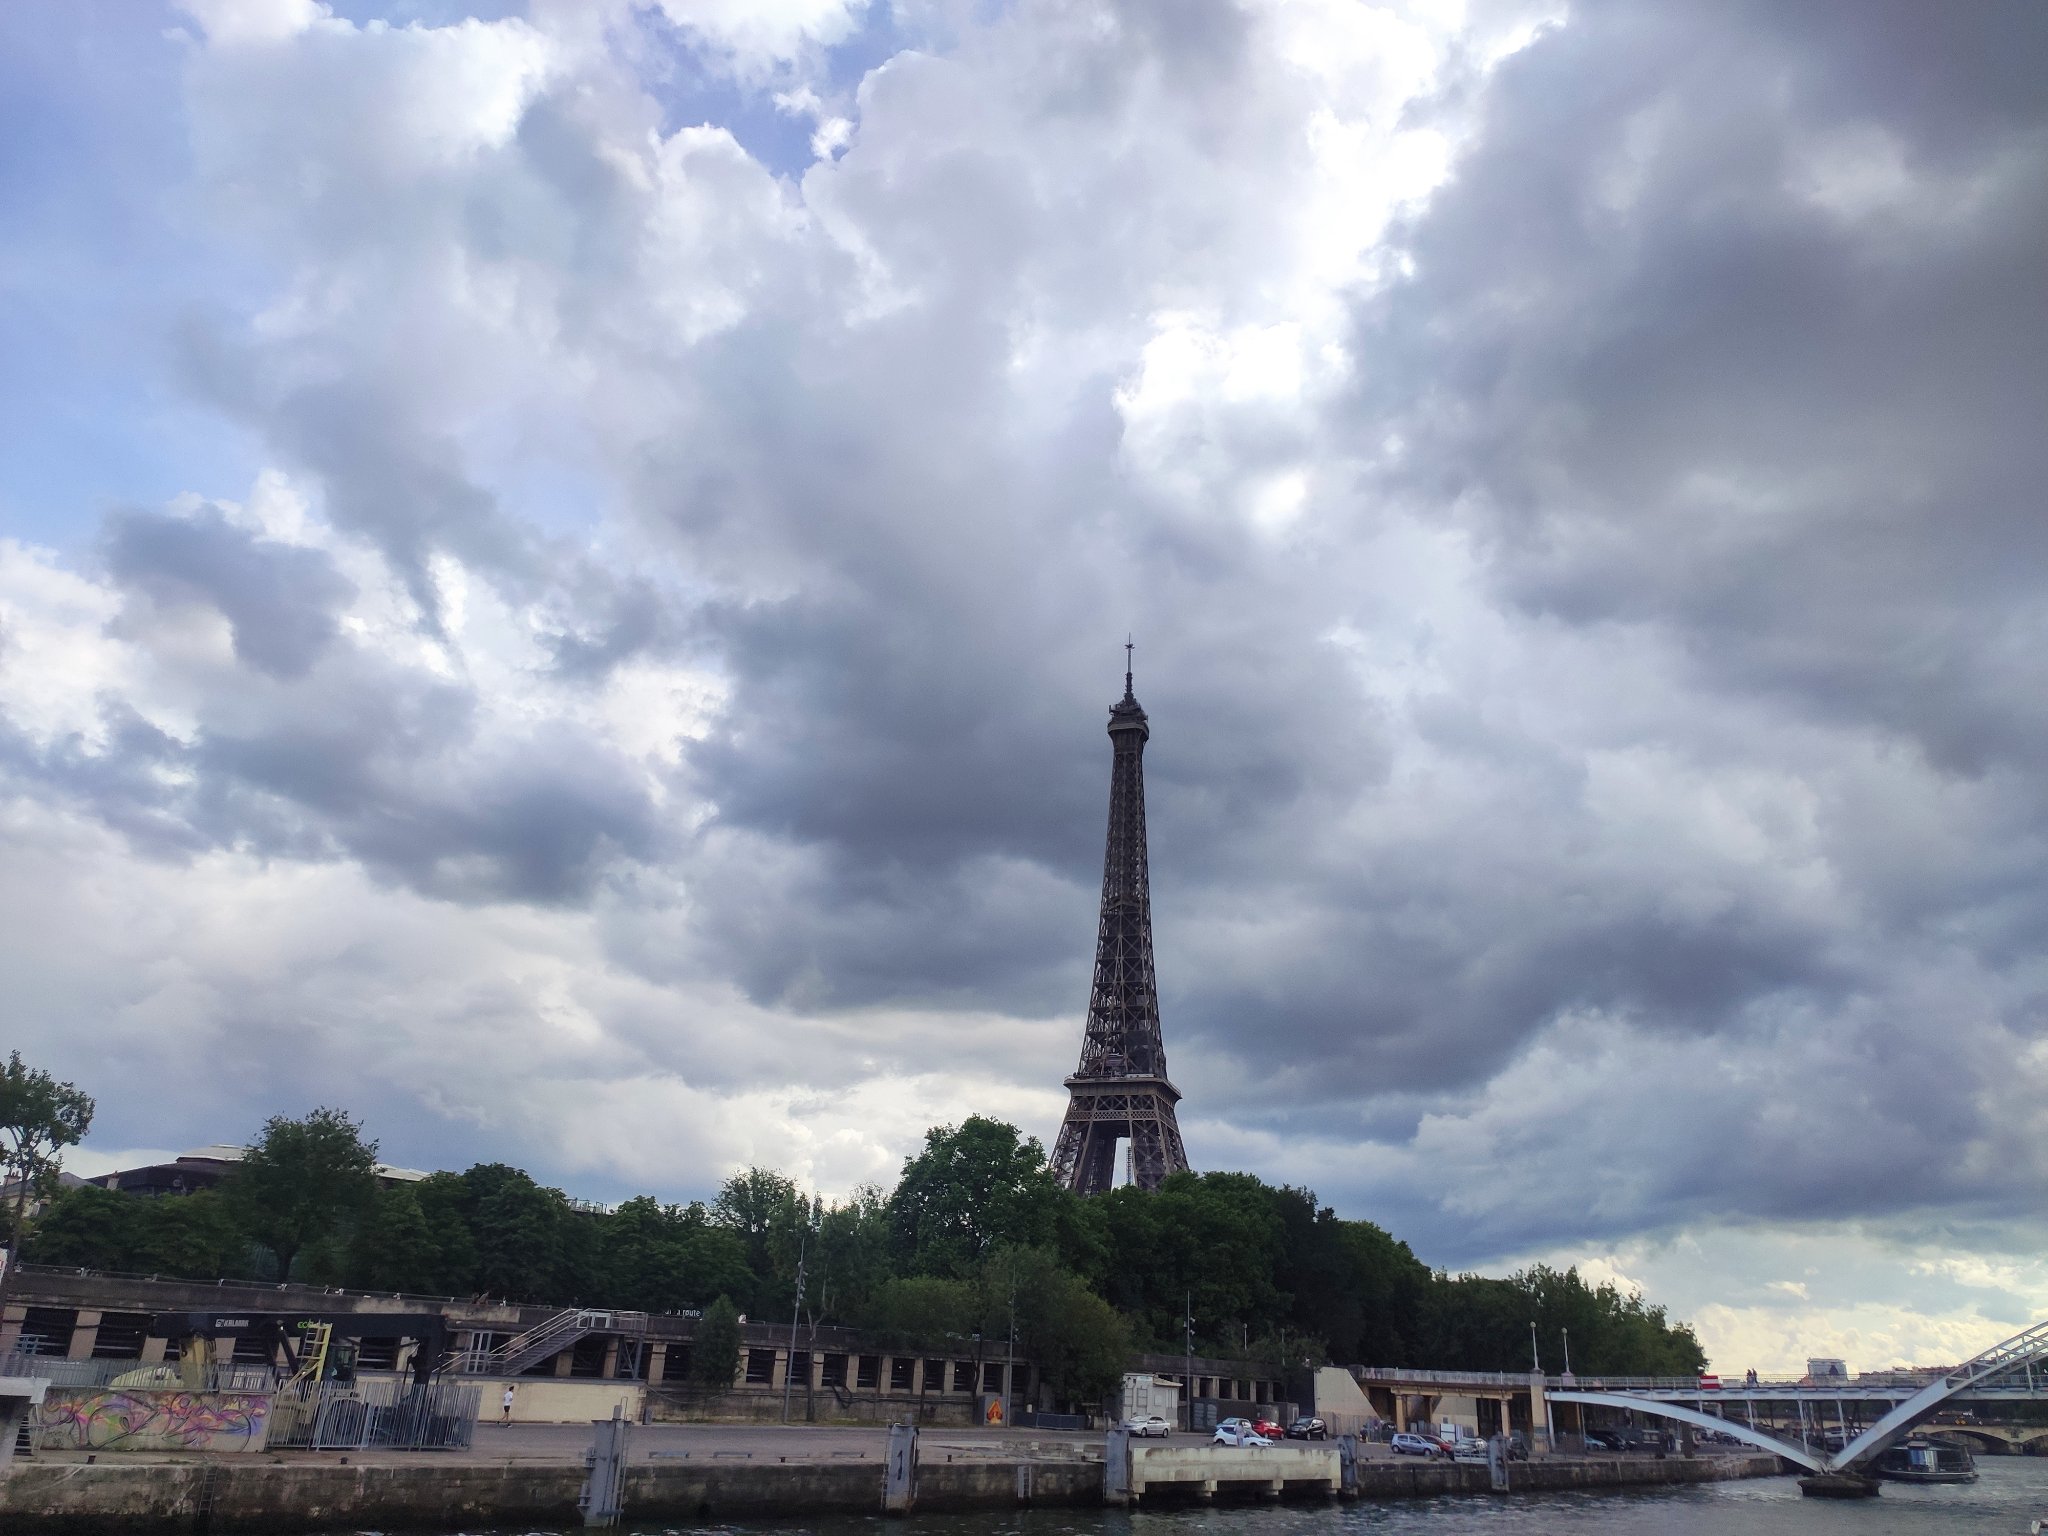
<box><xmin>952</xmin><ymin>1360</ymin><xmax>975</xmax><ymax>1393</ymax></box>
<box><xmin>90</xmin><ymin>1313</ymin><xmax>150</xmax><ymax>1359</ymax></box>
<box><xmin>923</xmin><ymin>1359</ymin><xmax>945</xmax><ymax>1392</ymax></box>
<box><xmin>821</xmin><ymin>1353</ymin><xmax>847</xmax><ymax>1388</ymax></box>
<box><xmin>891</xmin><ymin>1358</ymin><xmax>915</xmax><ymax>1392</ymax></box>
<box><xmin>745</xmin><ymin>1349</ymin><xmax>776</xmax><ymax>1385</ymax></box>
<box><xmin>789</xmin><ymin>1350</ymin><xmax>812</xmax><ymax>1386</ymax></box>
<box><xmin>17</xmin><ymin>1308</ymin><xmax>75</xmax><ymax>1356</ymax></box>
<box><xmin>983</xmin><ymin>1362</ymin><xmax>1005</xmax><ymax>1393</ymax></box>
<box><xmin>666</xmin><ymin>1345</ymin><xmax>692</xmax><ymax>1382</ymax></box>
<box><xmin>354</xmin><ymin>1336</ymin><xmax>401</xmax><ymax>1372</ymax></box>
<box><xmin>858</xmin><ymin>1355</ymin><xmax>881</xmax><ymax>1390</ymax></box>
<box><xmin>1014</xmin><ymin>1363</ymin><xmax>1032</xmax><ymax>1398</ymax></box>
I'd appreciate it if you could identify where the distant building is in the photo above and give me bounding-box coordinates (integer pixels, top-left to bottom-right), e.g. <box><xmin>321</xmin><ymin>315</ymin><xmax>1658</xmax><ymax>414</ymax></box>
<box><xmin>89</xmin><ymin>1145</ymin><xmax>429</xmax><ymax>1197</ymax></box>
<box><xmin>1806</xmin><ymin>1356</ymin><xmax>1849</xmax><ymax>1382</ymax></box>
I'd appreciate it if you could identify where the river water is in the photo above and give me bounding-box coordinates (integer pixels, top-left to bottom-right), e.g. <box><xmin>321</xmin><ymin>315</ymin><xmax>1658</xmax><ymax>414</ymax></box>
<box><xmin>448</xmin><ymin>1458</ymin><xmax>2048</xmax><ymax>1536</ymax></box>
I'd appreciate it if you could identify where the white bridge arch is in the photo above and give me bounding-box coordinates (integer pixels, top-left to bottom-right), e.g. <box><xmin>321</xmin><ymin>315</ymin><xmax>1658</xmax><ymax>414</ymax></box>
<box><xmin>1548</xmin><ymin>1315</ymin><xmax>2048</xmax><ymax>1475</ymax></box>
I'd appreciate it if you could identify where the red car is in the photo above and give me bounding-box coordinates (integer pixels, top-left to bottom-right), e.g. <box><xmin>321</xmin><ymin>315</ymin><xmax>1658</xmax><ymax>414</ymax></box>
<box><xmin>1251</xmin><ymin>1418</ymin><xmax>1284</xmax><ymax>1440</ymax></box>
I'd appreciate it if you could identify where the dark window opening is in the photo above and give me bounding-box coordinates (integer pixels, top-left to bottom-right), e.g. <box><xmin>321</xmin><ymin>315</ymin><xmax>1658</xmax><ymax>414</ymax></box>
<box><xmin>666</xmin><ymin>1345</ymin><xmax>692</xmax><ymax>1382</ymax></box>
<box><xmin>857</xmin><ymin>1355</ymin><xmax>881</xmax><ymax>1389</ymax></box>
<box><xmin>745</xmin><ymin>1348</ymin><xmax>775</xmax><ymax>1385</ymax></box>
<box><xmin>821</xmin><ymin>1353</ymin><xmax>847</xmax><ymax>1388</ymax></box>
<box><xmin>890</xmin><ymin>1358</ymin><xmax>914</xmax><ymax>1392</ymax></box>
<box><xmin>983</xmin><ymin>1362</ymin><xmax>1005</xmax><ymax>1392</ymax></box>
<box><xmin>355</xmin><ymin>1336</ymin><xmax>401</xmax><ymax>1372</ymax></box>
<box><xmin>91</xmin><ymin>1313</ymin><xmax>150</xmax><ymax>1359</ymax></box>
<box><xmin>232</xmin><ymin>1334</ymin><xmax>274</xmax><ymax>1366</ymax></box>
<box><xmin>569</xmin><ymin>1336</ymin><xmax>609</xmax><ymax>1378</ymax></box>
<box><xmin>789</xmin><ymin>1350</ymin><xmax>812</xmax><ymax>1386</ymax></box>
<box><xmin>923</xmin><ymin>1359</ymin><xmax>945</xmax><ymax>1392</ymax></box>
<box><xmin>952</xmin><ymin>1360</ymin><xmax>974</xmax><ymax>1392</ymax></box>
<box><xmin>17</xmin><ymin>1309</ymin><xmax>75</xmax><ymax>1356</ymax></box>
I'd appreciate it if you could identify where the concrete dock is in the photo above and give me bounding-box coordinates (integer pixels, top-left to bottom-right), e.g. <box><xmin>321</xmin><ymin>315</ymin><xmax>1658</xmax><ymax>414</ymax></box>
<box><xmin>0</xmin><ymin>1422</ymin><xmax>1787</xmax><ymax>1532</ymax></box>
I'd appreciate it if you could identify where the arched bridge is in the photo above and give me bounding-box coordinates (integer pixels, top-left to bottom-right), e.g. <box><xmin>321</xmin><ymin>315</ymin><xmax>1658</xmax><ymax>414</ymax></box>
<box><xmin>1547</xmin><ymin>1316</ymin><xmax>2048</xmax><ymax>1475</ymax></box>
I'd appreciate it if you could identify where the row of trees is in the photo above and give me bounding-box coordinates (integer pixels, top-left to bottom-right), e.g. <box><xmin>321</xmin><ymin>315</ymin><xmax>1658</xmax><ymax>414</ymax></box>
<box><xmin>11</xmin><ymin>1079</ymin><xmax>1705</xmax><ymax>1402</ymax></box>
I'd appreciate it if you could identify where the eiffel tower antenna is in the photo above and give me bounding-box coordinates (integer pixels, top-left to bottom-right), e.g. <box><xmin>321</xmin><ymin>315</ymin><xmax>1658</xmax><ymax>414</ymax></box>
<box><xmin>1049</xmin><ymin>652</ymin><xmax>1191</xmax><ymax>1194</ymax></box>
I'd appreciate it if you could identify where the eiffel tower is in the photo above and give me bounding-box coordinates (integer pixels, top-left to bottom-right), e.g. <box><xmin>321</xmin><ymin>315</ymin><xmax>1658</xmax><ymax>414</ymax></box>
<box><xmin>1050</xmin><ymin>646</ymin><xmax>1191</xmax><ymax>1194</ymax></box>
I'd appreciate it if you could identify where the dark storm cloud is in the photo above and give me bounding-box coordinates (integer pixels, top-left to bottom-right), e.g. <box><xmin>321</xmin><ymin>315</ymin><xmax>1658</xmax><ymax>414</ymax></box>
<box><xmin>1353</xmin><ymin>0</ymin><xmax>2048</xmax><ymax>764</ymax></box>
<box><xmin>105</xmin><ymin>505</ymin><xmax>356</xmax><ymax>678</ymax></box>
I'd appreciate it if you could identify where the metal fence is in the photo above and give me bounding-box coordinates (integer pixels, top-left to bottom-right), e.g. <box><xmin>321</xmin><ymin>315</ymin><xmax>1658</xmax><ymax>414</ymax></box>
<box><xmin>0</xmin><ymin>1351</ymin><xmax>269</xmax><ymax>1391</ymax></box>
<box><xmin>265</xmin><ymin>1378</ymin><xmax>480</xmax><ymax>1451</ymax></box>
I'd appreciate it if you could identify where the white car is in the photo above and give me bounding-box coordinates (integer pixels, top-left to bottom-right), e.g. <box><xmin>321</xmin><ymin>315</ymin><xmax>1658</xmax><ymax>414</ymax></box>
<box><xmin>1213</xmin><ymin>1423</ymin><xmax>1274</xmax><ymax>1447</ymax></box>
<box><xmin>1122</xmin><ymin>1415</ymin><xmax>1172</xmax><ymax>1438</ymax></box>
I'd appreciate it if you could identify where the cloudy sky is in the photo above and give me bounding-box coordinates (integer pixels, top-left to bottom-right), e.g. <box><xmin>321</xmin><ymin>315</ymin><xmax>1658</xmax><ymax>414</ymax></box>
<box><xmin>4</xmin><ymin>0</ymin><xmax>2045</xmax><ymax>1373</ymax></box>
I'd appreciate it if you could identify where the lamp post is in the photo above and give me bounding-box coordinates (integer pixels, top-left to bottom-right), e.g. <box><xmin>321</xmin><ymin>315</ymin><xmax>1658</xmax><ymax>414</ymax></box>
<box><xmin>1529</xmin><ymin>1321</ymin><xmax>1542</xmax><ymax>1374</ymax></box>
<box><xmin>781</xmin><ymin>1224</ymin><xmax>808</xmax><ymax>1424</ymax></box>
<box><xmin>1183</xmin><ymin>1292</ymin><xmax>1195</xmax><ymax>1433</ymax></box>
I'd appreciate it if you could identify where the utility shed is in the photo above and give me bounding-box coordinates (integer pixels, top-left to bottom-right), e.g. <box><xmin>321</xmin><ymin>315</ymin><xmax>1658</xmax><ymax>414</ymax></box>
<box><xmin>1121</xmin><ymin>1372</ymin><xmax>1181</xmax><ymax>1424</ymax></box>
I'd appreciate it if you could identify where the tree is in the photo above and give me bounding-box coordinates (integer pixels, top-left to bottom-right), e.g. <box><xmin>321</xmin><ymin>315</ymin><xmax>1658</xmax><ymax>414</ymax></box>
<box><xmin>229</xmin><ymin>1107</ymin><xmax>379</xmax><ymax>1282</ymax></box>
<box><xmin>0</xmin><ymin>1052</ymin><xmax>95</xmax><ymax>1256</ymax></box>
<box><xmin>348</xmin><ymin>1185</ymin><xmax>447</xmax><ymax>1293</ymax></box>
<box><xmin>23</xmin><ymin>1183</ymin><xmax>137</xmax><ymax>1269</ymax></box>
<box><xmin>691</xmin><ymin>1295</ymin><xmax>743</xmax><ymax>1387</ymax></box>
<box><xmin>889</xmin><ymin>1118</ymin><xmax>1063</xmax><ymax>1279</ymax></box>
<box><xmin>0</xmin><ymin>1051</ymin><xmax>95</xmax><ymax>1314</ymax></box>
<box><xmin>710</xmin><ymin>1168</ymin><xmax>808</xmax><ymax>1315</ymax></box>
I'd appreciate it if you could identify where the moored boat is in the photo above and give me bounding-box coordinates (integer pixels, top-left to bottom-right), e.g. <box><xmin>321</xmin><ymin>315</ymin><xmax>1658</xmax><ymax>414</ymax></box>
<box><xmin>1872</xmin><ymin>1438</ymin><xmax>1977</xmax><ymax>1484</ymax></box>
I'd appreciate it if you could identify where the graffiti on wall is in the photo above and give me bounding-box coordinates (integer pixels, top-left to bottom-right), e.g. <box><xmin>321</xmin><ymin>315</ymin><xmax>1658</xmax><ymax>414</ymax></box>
<box><xmin>33</xmin><ymin>1388</ymin><xmax>272</xmax><ymax>1453</ymax></box>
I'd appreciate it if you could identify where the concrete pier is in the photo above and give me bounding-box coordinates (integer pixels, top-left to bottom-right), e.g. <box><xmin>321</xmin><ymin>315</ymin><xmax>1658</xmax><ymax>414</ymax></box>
<box><xmin>0</xmin><ymin>1427</ymin><xmax>1786</xmax><ymax>1533</ymax></box>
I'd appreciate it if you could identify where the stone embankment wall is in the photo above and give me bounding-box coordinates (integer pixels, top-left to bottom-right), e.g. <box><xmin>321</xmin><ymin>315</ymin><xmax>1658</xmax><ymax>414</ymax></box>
<box><xmin>0</xmin><ymin>1452</ymin><xmax>1783</xmax><ymax>1532</ymax></box>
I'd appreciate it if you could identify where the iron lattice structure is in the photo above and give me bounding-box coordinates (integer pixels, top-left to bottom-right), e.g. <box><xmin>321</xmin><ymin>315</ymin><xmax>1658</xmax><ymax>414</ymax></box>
<box><xmin>1050</xmin><ymin>659</ymin><xmax>1191</xmax><ymax>1194</ymax></box>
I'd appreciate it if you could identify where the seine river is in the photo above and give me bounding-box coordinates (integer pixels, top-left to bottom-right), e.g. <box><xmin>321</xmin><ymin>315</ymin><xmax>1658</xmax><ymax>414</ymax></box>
<box><xmin>460</xmin><ymin>1458</ymin><xmax>2048</xmax><ymax>1536</ymax></box>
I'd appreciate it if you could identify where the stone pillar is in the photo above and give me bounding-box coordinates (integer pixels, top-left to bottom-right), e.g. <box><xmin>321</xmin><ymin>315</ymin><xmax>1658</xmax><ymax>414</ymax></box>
<box><xmin>1528</xmin><ymin>1371</ymin><xmax>1550</xmax><ymax>1455</ymax></box>
<box><xmin>646</xmin><ymin>1342</ymin><xmax>667</xmax><ymax>1385</ymax></box>
<box><xmin>67</xmin><ymin>1310</ymin><xmax>103</xmax><ymax>1360</ymax></box>
<box><xmin>0</xmin><ymin>1303</ymin><xmax>24</xmax><ymax>1355</ymax></box>
<box><xmin>554</xmin><ymin>1348</ymin><xmax>574</xmax><ymax>1377</ymax></box>
<box><xmin>601</xmin><ymin>1337</ymin><xmax>620</xmax><ymax>1379</ymax></box>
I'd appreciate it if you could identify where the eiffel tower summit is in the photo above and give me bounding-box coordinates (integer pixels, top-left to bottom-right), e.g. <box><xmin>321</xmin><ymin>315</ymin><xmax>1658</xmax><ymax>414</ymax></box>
<box><xmin>1050</xmin><ymin>645</ymin><xmax>1192</xmax><ymax>1195</ymax></box>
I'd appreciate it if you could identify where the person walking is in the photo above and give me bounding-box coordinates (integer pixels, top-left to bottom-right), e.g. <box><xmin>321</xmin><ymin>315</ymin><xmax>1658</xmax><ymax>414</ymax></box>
<box><xmin>501</xmin><ymin>1384</ymin><xmax>516</xmax><ymax>1426</ymax></box>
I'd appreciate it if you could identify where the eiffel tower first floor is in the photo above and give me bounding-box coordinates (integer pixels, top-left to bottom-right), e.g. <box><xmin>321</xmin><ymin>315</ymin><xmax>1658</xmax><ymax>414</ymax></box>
<box><xmin>1050</xmin><ymin>1073</ymin><xmax>1190</xmax><ymax>1195</ymax></box>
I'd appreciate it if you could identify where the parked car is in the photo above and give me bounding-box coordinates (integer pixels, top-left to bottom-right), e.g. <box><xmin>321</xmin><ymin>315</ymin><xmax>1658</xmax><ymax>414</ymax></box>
<box><xmin>1451</xmin><ymin>1439</ymin><xmax>1488</xmax><ymax>1461</ymax></box>
<box><xmin>1390</xmin><ymin>1432</ymin><xmax>1444</xmax><ymax>1458</ymax></box>
<box><xmin>1215</xmin><ymin>1416</ymin><xmax>1254</xmax><ymax>1437</ymax></box>
<box><xmin>1121</xmin><ymin>1415</ymin><xmax>1172</xmax><ymax>1438</ymax></box>
<box><xmin>1284</xmin><ymin>1417</ymin><xmax>1329</xmax><ymax>1441</ymax></box>
<box><xmin>1583</xmin><ymin>1430</ymin><xmax>1619</xmax><ymax>1451</ymax></box>
<box><xmin>1251</xmin><ymin>1418</ymin><xmax>1285</xmax><ymax>1440</ymax></box>
<box><xmin>1506</xmin><ymin>1432</ymin><xmax>1531</xmax><ymax>1462</ymax></box>
<box><xmin>1213</xmin><ymin>1423</ymin><xmax>1274</xmax><ymax>1447</ymax></box>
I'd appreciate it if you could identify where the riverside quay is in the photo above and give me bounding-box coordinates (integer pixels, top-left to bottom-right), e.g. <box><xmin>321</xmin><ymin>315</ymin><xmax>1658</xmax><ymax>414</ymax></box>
<box><xmin>0</xmin><ymin>1265</ymin><xmax>1294</xmax><ymax>1430</ymax></box>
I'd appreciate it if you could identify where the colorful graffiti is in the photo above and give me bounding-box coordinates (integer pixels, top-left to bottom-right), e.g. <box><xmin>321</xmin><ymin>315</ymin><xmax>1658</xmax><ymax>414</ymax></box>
<box><xmin>32</xmin><ymin>1387</ymin><xmax>272</xmax><ymax>1453</ymax></box>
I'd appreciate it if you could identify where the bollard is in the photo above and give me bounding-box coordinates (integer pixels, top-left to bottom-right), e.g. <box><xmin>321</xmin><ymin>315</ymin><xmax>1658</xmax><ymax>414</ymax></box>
<box><xmin>1338</xmin><ymin>1433</ymin><xmax>1359</xmax><ymax>1498</ymax></box>
<box><xmin>1487</xmin><ymin>1434</ymin><xmax>1509</xmax><ymax>1492</ymax></box>
<box><xmin>883</xmin><ymin>1421</ymin><xmax>918</xmax><ymax>1515</ymax></box>
<box><xmin>578</xmin><ymin>1404</ymin><xmax>630</xmax><ymax>1528</ymax></box>
<box><xmin>1103</xmin><ymin>1426</ymin><xmax>1133</xmax><ymax>1507</ymax></box>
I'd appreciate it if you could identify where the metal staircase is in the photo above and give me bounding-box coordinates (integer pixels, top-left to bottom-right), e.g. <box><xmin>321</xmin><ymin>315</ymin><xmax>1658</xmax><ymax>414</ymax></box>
<box><xmin>455</xmin><ymin>1309</ymin><xmax>648</xmax><ymax>1378</ymax></box>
